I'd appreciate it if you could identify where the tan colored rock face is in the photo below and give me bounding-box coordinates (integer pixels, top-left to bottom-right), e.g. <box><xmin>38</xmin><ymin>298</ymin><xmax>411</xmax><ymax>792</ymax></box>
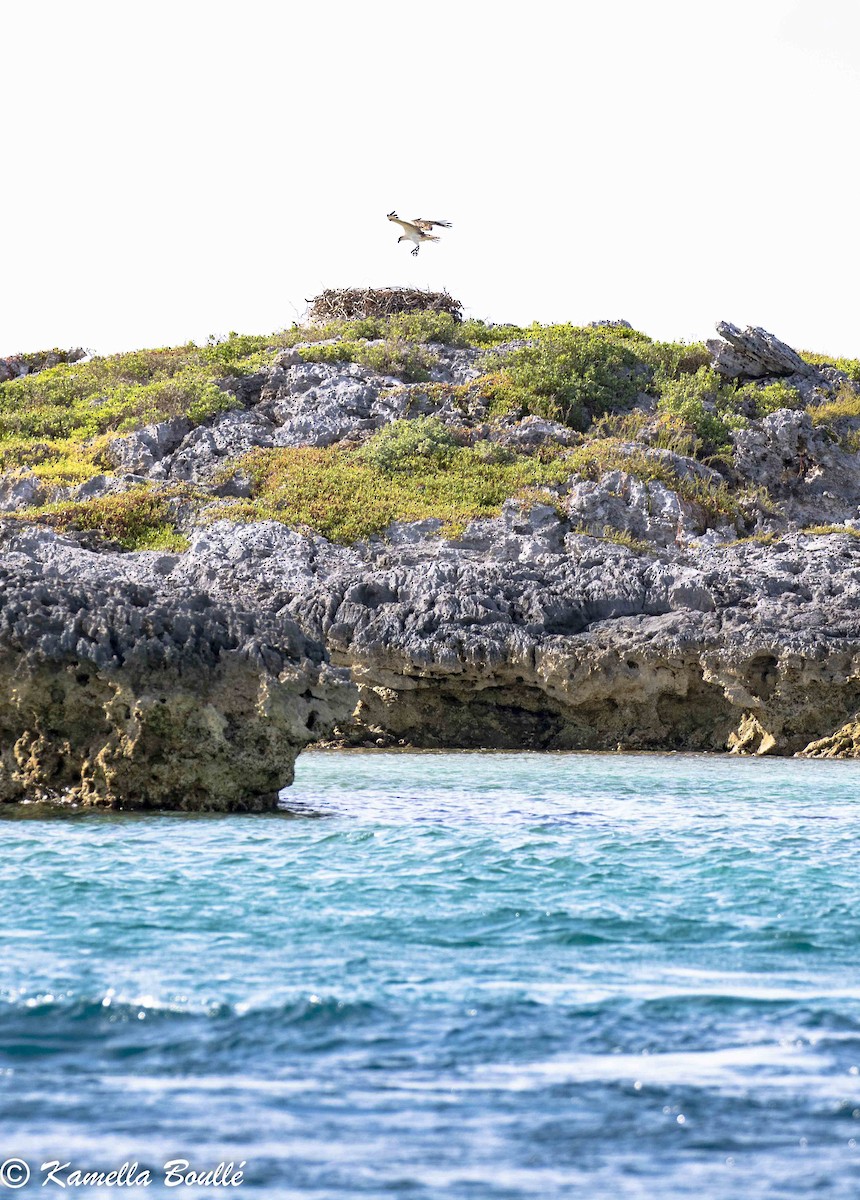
<box><xmin>0</xmin><ymin>653</ymin><xmax>351</xmax><ymax>812</ymax></box>
<box><xmin>800</xmin><ymin>718</ymin><xmax>860</xmax><ymax>759</ymax></box>
<box><xmin>327</xmin><ymin>641</ymin><xmax>860</xmax><ymax>757</ymax></box>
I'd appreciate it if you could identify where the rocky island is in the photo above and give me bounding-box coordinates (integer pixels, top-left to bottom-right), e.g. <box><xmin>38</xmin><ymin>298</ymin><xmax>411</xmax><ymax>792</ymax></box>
<box><xmin>3</xmin><ymin>291</ymin><xmax>860</xmax><ymax>809</ymax></box>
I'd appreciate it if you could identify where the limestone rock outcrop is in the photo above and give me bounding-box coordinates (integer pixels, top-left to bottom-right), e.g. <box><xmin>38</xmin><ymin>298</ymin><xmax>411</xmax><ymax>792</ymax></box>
<box><xmin>707</xmin><ymin>321</ymin><xmax>848</xmax><ymax>403</ymax></box>
<box><xmin>92</xmin><ymin>516</ymin><xmax>859</xmax><ymax>759</ymax></box>
<box><xmin>0</xmin><ymin>526</ymin><xmax>355</xmax><ymax>810</ymax></box>
<box><xmin>732</xmin><ymin>409</ymin><xmax>860</xmax><ymax>527</ymax></box>
<box><xmin>4</xmin><ymin>316</ymin><xmax>860</xmax><ymax>801</ymax></box>
<box><xmin>800</xmin><ymin>717</ymin><xmax>860</xmax><ymax>759</ymax></box>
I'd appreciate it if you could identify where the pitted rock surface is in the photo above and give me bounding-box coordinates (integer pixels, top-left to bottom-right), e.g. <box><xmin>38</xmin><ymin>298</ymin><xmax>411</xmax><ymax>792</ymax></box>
<box><xmin>0</xmin><ymin>524</ymin><xmax>355</xmax><ymax>809</ymax></box>
<box><xmin>24</xmin><ymin>514</ymin><xmax>850</xmax><ymax>759</ymax></box>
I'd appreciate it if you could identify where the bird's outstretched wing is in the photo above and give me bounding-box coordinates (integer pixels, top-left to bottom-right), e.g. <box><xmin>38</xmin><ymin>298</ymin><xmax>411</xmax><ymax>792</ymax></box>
<box><xmin>387</xmin><ymin>212</ymin><xmax>422</xmax><ymax>235</ymax></box>
<box><xmin>413</xmin><ymin>218</ymin><xmax>452</xmax><ymax>230</ymax></box>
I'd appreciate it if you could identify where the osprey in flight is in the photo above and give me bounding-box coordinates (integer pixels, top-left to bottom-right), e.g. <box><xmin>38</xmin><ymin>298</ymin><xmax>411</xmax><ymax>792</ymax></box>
<box><xmin>387</xmin><ymin>212</ymin><xmax>452</xmax><ymax>256</ymax></box>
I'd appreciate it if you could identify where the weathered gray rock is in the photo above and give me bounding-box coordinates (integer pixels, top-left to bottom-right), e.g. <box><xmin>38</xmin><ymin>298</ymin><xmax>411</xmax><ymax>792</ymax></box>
<box><xmin>0</xmin><ymin>524</ymin><xmax>355</xmax><ymax>809</ymax></box>
<box><xmin>158</xmin><ymin>411</ymin><xmax>277</xmax><ymax>482</ymax></box>
<box><xmin>564</xmin><ymin>470</ymin><xmax>700</xmax><ymax>547</ymax></box>
<box><xmin>733</xmin><ymin>409</ymin><xmax>860</xmax><ymax>526</ymax></box>
<box><xmin>488</xmin><ymin>414</ymin><xmax>580</xmax><ymax>450</ymax></box>
<box><xmin>68</xmin><ymin>513</ymin><xmax>852</xmax><ymax>760</ymax></box>
<box><xmin>0</xmin><ymin>469</ymin><xmax>50</xmax><ymax>511</ymax></box>
<box><xmin>106</xmin><ymin>417</ymin><xmax>193</xmax><ymax>474</ymax></box>
<box><xmin>451</xmin><ymin>500</ymin><xmax>570</xmax><ymax>561</ymax></box>
<box><xmin>258</xmin><ymin>361</ymin><xmax>405</xmax><ymax>449</ymax></box>
<box><xmin>707</xmin><ymin>321</ymin><xmax>851</xmax><ymax>405</ymax></box>
<box><xmin>74</xmin><ymin>473</ymin><xmax>151</xmax><ymax>501</ymax></box>
<box><xmin>708</xmin><ymin>322</ymin><xmax>818</xmax><ymax>380</ymax></box>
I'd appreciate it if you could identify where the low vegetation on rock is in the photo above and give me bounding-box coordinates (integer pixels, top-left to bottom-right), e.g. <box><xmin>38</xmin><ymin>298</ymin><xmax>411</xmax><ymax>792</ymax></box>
<box><xmin>2</xmin><ymin>311</ymin><xmax>859</xmax><ymax>551</ymax></box>
<box><xmin>219</xmin><ymin>435</ymin><xmax>573</xmax><ymax>544</ymax></box>
<box><xmin>25</xmin><ymin>486</ymin><xmax>192</xmax><ymax>551</ymax></box>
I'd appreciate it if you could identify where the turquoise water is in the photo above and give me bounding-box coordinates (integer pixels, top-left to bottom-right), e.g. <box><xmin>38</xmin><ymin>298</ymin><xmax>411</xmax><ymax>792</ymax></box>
<box><xmin>1</xmin><ymin>751</ymin><xmax>859</xmax><ymax>1198</ymax></box>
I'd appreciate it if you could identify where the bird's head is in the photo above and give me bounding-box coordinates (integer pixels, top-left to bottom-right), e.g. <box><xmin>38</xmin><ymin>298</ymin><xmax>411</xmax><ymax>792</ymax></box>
<box><xmin>386</xmin><ymin>211</ymin><xmax>398</xmax><ymax>220</ymax></box>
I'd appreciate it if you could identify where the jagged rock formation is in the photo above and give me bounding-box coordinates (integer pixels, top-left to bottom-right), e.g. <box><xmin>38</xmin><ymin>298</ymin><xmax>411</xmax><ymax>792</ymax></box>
<box><xmin>708</xmin><ymin>321</ymin><xmax>848</xmax><ymax>403</ymax></box>
<box><xmin>732</xmin><ymin>409</ymin><xmax>860</xmax><ymax>527</ymax></box>
<box><xmin>708</xmin><ymin>322</ymin><xmax>817</xmax><ymax>380</ymax></box>
<box><xmin>3</xmin><ymin>317</ymin><xmax>860</xmax><ymax>808</ymax></box>
<box><xmin>0</xmin><ymin>526</ymin><xmax>355</xmax><ymax>809</ymax></box>
<box><xmin>131</xmin><ymin>515</ymin><xmax>859</xmax><ymax>758</ymax></box>
<box><xmin>6</xmin><ymin>511</ymin><xmax>856</xmax><ymax>761</ymax></box>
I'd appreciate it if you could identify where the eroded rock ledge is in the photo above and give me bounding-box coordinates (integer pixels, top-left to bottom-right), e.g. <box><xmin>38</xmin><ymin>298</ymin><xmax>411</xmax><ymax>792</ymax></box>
<box><xmin>6</xmin><ymin>517</ymin><xmax>860</xmax><ymax>776</ymax></box>
<box><xmin>0</xmin><ymin>527</ymin><xmax>355</xmax><ymax>809</ymax></box>
<box><xmin>161</xmin><ymin>518</ymin><xmax>860</xmax><ymax>759</ymax></box>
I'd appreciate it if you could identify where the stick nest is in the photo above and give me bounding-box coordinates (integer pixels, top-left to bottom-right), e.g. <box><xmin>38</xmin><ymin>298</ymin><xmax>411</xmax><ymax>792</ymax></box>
<box><xmin>308</xmin><ymin>287</ymin><xmax>463</xmax><ymax>323</ymax></box>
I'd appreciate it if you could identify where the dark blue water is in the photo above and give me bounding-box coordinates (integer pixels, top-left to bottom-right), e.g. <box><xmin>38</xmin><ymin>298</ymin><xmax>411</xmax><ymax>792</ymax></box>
<box><xmin>1</xmin><ymin>752</ymin><xmax>859</xmax><ymax>1198</ymax></box>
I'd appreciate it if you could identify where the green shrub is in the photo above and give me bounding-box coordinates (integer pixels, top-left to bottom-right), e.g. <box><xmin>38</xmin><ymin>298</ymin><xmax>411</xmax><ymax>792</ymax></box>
<box><xmin>737</xmin><ymin>379</ymin><xmax>803</xmax><ymax>416</ymax></box>
<box><xmin>219</xmin><ymin>441</ymin><xmax>574</xmax><ymax>543</ymax></box>
<box><xmin>458</xmin><ymin>319</ymin><xmax>527</xmax><ymax>346</ymax></box>
<box><xmin>308</xmin><ymin>312</ymin><xmax>526</xmax><ymax>348</ymax></box>
<box><xmin>0</xmin><ymin>370</ymin><xmax>232</xmax><ymax>441</ymax></box>
<box><xmin>470</xmin><ymin>439</ymin><xmax>516</xmax><ymax>465</ymax></box>
<box><xmin>201</xmin><ymin>331</ymin><xmax>272</xmax><ymax>370</ymax></box>
<box><xmin>298</xmin><ymin>342</ymin><xmax>360</xmax><ymax>366</ymax></box>
<box><xmin>356</xmin><ymin>339</ymin><xmax>437</xmax><ymax>382</ymax></box>
<box><xmin>656</xmin><ymin>367</ymin><xmax>746</xmax><ymax>448</ymax></box>
<box><xmin>298</xmin><ymin>337</ymin><xmax>438</xmax><ymax>381</ymax></box>
<box><xmin>359</xmin><ymin>417</ymin><xmax>458</xmax><ymax>473</ymax></box>
<box><xmin>483</xmin><ymin>328</ymin><xmax>646</xmax><ymax>430</ymax></box>
<box><xmin>638</xmin><ymin>340</ymin><xmax>712</xmax><ymax>382</ymax></box>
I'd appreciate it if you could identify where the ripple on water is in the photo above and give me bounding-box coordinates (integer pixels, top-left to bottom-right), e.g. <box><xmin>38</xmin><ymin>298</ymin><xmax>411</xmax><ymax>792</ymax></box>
<box><xmin>1</xmin><ymin>751</ymin><xmax>860</xmax><ymax>1197</ymax></box>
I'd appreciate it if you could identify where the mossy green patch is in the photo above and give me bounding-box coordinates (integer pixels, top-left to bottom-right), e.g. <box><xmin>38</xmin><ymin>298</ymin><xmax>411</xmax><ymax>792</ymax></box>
<box><xmin>14</xmin><ymin>487</ymin><xmax>190</xmax><ymax>551</ymax></box>
<box><xmin>215</xmin><ymin>440</ymin><xmax>575</xmax><ymax>543</ymax></box>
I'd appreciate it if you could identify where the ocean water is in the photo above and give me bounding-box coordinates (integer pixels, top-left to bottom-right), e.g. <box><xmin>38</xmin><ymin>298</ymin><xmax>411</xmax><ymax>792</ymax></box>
<box><xmin>1</xmin><ymin>751</ymin><xmax>859</xmax><ymax>1198</ymax></box>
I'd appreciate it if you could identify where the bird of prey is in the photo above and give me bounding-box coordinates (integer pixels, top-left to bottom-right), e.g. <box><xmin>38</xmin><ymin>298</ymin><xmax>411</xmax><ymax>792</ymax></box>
<box><xmin>387</xmin><ymin>212</ymin><xmax>452</xmax><ymax>256</ymax></box>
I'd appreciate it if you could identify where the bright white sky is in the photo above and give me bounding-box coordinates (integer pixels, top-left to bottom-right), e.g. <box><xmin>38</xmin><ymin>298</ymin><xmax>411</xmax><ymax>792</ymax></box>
<box><xmin>2</xmin><ymin>0</ymin><xmax>858</xmax><ymax>359</ymax></box>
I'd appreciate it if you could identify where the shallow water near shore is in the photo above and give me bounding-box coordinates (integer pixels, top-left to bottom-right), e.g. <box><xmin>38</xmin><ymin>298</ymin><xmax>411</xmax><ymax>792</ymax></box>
<box><xmin>1</xmin><ymin>751</ymin><xmax>860</xmax><ymax>1197</ymax></box>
